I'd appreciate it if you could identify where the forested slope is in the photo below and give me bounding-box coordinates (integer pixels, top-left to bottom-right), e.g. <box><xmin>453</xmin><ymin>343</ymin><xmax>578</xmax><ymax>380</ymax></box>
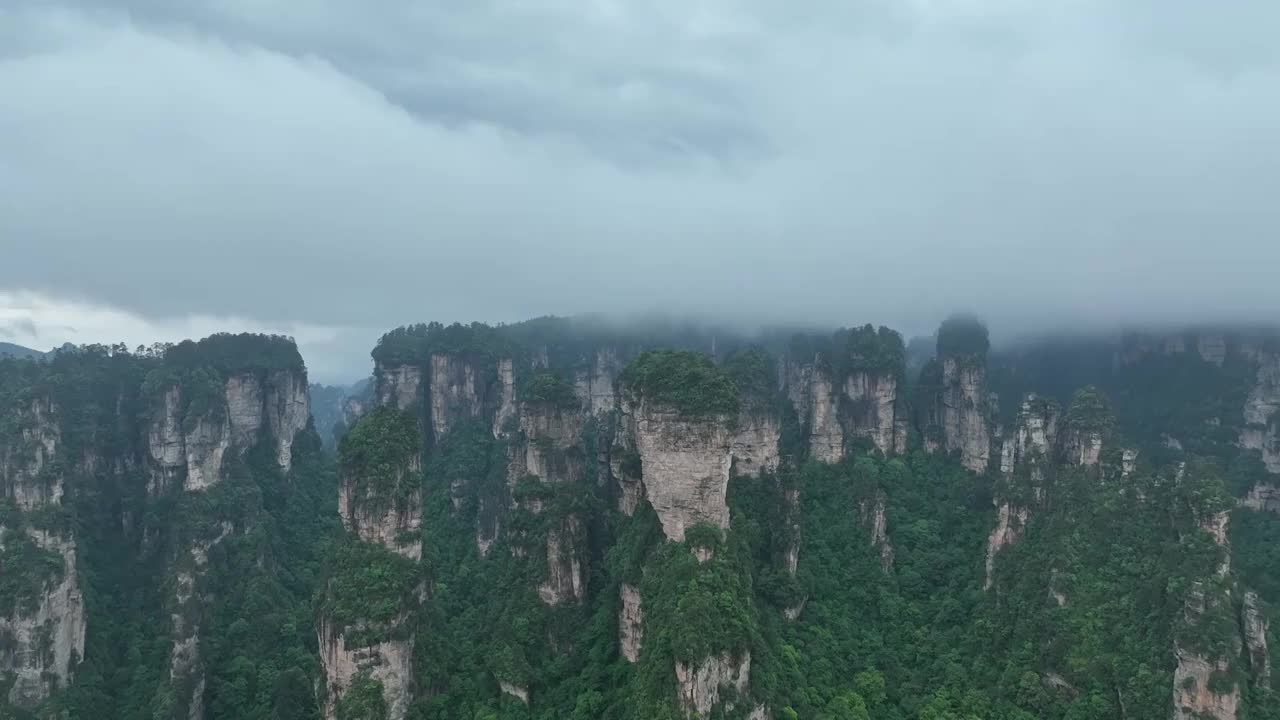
<box><xmin>1</xmin><ymin>317</ymin><xmax>1277</xmax><ymax>720</ymax></box>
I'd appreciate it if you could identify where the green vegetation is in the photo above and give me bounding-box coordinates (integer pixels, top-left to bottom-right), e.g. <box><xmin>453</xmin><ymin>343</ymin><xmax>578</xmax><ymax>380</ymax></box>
<box><xmin>0</xmin><ymin>525</ymin><xmax>65</xmax><ymax>615</ymax></box>
<box><xmin>936</xmin><ymin>314</ymin><xmax>990</xmax><ymax>358</ymax></box>
<box><xmin>621</xmin><ymin>349</ymin><xmax>740</xmax><ymax>417</ymax></box>
<box><xmin>523</xmin><ymin>371</ymin><xmax>580</xmax><ymax>409</ymax></box>
<box><xmin>338</xmin><ymin>406</ymin><xmax>422</xmax><ymax>511</ymax></box>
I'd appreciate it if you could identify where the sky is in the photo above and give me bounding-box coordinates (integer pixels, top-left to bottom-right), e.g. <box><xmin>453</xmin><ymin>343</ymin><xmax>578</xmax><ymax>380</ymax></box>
<box><xmin>1</xmin><ymin>1</ymin><xmax>1278</xmax><ymax>383</ymax></box>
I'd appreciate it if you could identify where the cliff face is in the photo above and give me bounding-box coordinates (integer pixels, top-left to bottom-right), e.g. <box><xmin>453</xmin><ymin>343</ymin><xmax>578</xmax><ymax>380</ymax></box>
<box><xmin>537</xmin><ymin>516</ymin><xmax>585</xmax><ymax>606</ymax></box>
<box><xmin>429</xmin><ymin>353</ymin><xmax>484</xmax><ymax>442</ymax></box>
<box><xmin>147</xmin><ymin>369</ymin><xmax>311</xmax><ymax>494</ymax></box>
<box><xmin>1171</xmin><ymin>510</ymin><xmax>1239</xmax><ymax>720</ymax></box>
<box><xmin>843</xmin><ymin>370</ymin><xmax>905</xmax><ymax>455</ymax></box>
<box><xmin>618</xmin><ymin>583</ymin><xmax>643</xmax><ymax>663</ymax></box>
<box><xmin>0</xmin><ymin>399</ymin><xmax>86</xmax><ymax>711</ymax></box>
<box><xmin>376</xmin><ymin>361</ymin><xmax>422</xmax><ymax>412</ymax></box>
<box><xmin>1241</xmin><ymin>351</ymin><xmax>1280</xmax><ymax>474</ymax></box>
<box><xmin>338</xmin><ymin>451</ymin><xmax>424</xmax><ymax>561</ymax></box>
<box><xmin>729</xmin><ymin>408</ymin><xmax>781</xmax><ymax>477</ymax></box>
<box><xmin>574</xmin><ymin>348</ymin><xmax>623</xmax><ymax>416</ymax></box>
<box><xmin>940</xmin><ymin>357</ymin><xmax>994</xmax><ymax>473</ymax></box>
<box><xmin>986</xmin><ymin>395</ymin><xmax>1058</xmax><ymax>590</ymax></box>
<box><xmin>675</xmin><ymin>651</ymin><xmax>751</xmax><ymax>719</ymax></box>
<box><xmin>0</xmin><ymin>528</ymin><xmax>86</xmax><ymax>710</ymax></box>
<box><xmin>318</xmin><ymin>616</ymin><xmax>415</xmax><ymax>720</ymax></box>
<box><xmin>781</xmin><ymin>354</ymin><xmax>905</xmax><ymax>463</ymax></box>
<box><xmin>630</xmin><ymin>400</ymin><xmax>734</xmax><ymax>542</ymax></box>
<box><xmin>1242</xmin><ymin>590</ymin><xmax>1271</xmax><ymax>688</ymax></box>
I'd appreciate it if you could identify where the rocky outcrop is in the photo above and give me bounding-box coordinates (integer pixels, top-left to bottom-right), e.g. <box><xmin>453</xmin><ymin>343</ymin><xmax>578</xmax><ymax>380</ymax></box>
<box><xmin>1241</xmin><ymin>352</ymin><xmax>1280</xmax><ymax>473</ymax></box>
<box><xmin>499</xmin><ymin>681</ymin><xmax>529</xmax><ymax>705</ymax></box>
<box><xmin>859</xmin><ymin>492</ymin><xmax>894</xmax><ymax>572</ymax></box>
<box><xmin>511</xmin><ymin>403</ymin><xmax>587</xmax><ymax>486</ymax></box>
<box><xmin>493</xmin><ymin>358</ymin><xmax>517</xmax><ymax>437</ymax></box>
<box><xmin>574</xmin><ymin>348</ymin><xmax>623</xmax><ymax>416</ymax></box>
<box><xmin>1</xmin><ymin>399</ymin><xmax>63</xmax><ymax>512</ymax></box>
<box><xmin>538</xmin><ymin>517</ymin><xmax>584</xmax><ymax>606</ymax></box>
<box><xmin>1171</xmin><ymin>511</ymin><xmax>1239</xmax><ymax>720</ymax></box>
<box><xmin>167</xmin><ymin>522</ymin><xmax>233</xmax><ymax>720</ymax></box>
<box><xmin>675</xmin><ymin>651</ymin><xmax>752</xmax><ymax>719</ymax></box>
<box><xmin>1241</xmin><ymin>482</ymin><xmax>1280</xmax><ymax>514</ymax></box>
<box><xmin>729</xmin><ymin>409</ymin><xmax>781</xmax><ymax>477</ymax></box>
<box><xmin>941</xmin><ymin>357</ymin><xmax>993</xmax><ymax>473</ymax></box>
<box><xmin>807</xmin><ymin>370</ymin><xmax>844</xmax><ymax>463</ymax></box>
<box><xmin>842</xmin><ymin>370</ymin><xmax>904</xmax><ymax>455</ymax></box>
<box><xmin>148</xmin><ymin>370</ymin><xmax>310</xmax><ymax>494</ymax></box>
<box><xmin>0</xmin><ymin>528</ymin><xmax>86</xmax><ymax>710</ymax></box>
<box><xmin>318</xmin><ymin>616</ymin><xmax>415</xmax><ymax>720</ymax></box>
<box><xmin>1242</xmin><ymin>591</ymin><xmax>1271</xmax><ymax>687</ymax></box>
<box><xmin>376</xmin><ymin>362</ymin><xmax>422</xmax><ymax>412</ymax></box>
<box><xmin>631</xmin><ymin>401</ymin><xmax>733</xmax><ymax>542</ymax></box>
<box><xmin>619</xmin><ymin>583</ymin><xmax>643</xmax><ymax>663</ymax></box>
<box><xmin>429</xmin><ymin>353</ymin><xmax>483</xmax><ymax>441</ymax></box>
<box><xmin>984</xmin><ymin>503</ymin><xmax>1029</xmax><ymax>591</ymax></box>
<box><xmin>338</xmin><ymin>453</ymin><xmax>423</xmax><ymax>561</ymax></box>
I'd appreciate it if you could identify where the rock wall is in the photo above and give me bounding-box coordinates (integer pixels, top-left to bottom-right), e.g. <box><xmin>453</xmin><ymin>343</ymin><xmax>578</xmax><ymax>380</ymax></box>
<box><xmin>729</xmin><ymin>409</ymin><xmax>781</xmax><ymax>477</ymax></box>
<box><xmin>511</xmin><ymin>403</ymin><xmax>587</xmax><ymax>485</ymax></box>
<box><xmin>1241</xmin><ymin>352</ymin><xmax>1280</xmax><ymax>474</ymax></box>
<box><xmin>1</xmin><ymin>399</ymin><xmax>63</xmax><ymax>511</ymax></box>
<box><xmin>429</xmin><ymin>353</ymin><xmax>483</xmax><ymax>441</ymax></box>
<box><xmin>1242</xmin><ymin>590</ymin><xmax>1271</xmax><ymax>688</ymax></box>
<box><xmin>148</xmin><ymin>370</ymin><xmax>310</xmax><ymax>494</ymax></box>
<box><xmin>1171</xmin><ymin>511</ymin><xmax>1240</xmax><ymax>720</ymax></box>
<box><xmin>538</xmin><ymin>516</ymin><xmax>584</xmax><ymax>606</ymax></box>
<box><xmin>807</xmin><ymin>370</ymin><xmax>844</xmax><ymax>463</ymax></box>
<box><xmin>631</xmin><ymin>401</ymin><xmax>733</xmax><ymax>542</ymax></box>
<box><xmin>376</xmin><ymin>362</ymin><xmax>423</xmax><ymax>412</ymax></box>
<box><xmin>318</xmin><ymin>616</ymin><xmax>415</xmax><ymax>720</ymax></box>
<box><xmin>843</xmin><ymin>370</ymin><xmax>903</xmax><ymax>455</ymax></box>
<box><xmin>859</xmin><ymin>492</ymin><xmax>894</xmax><ymax>572</ymax></box>
<box><xmin>574</xmin><ymin>348</ymin><xmax>623</xmax><ymax>416</ymax></box>
<box><xmin>675</xmin><ymin>651</ymin><xmax>752</xmax><ymax>719</ymax></box>
<box><xmin>338</xmin><ymin>453</ymin><xmax>424</xmax><ymax>561</ymax></box>
<box><xmin>167</xmin><ymin>522</ymin><xmax>232</xmax><ymax>720</ymax></box>
<box><xmin>493</xmin><ymin>358</ymin><xmax>517</xmax><ymax>437</ymax></box>
<box><xmin>618</xmin><ymin>583</ymin><xmax>643</xmax><ymax>663</ymax></box>
<box><xmin>1241</xmin><ymin>482</ymin><xmax>1280</xmax><ymax>514</ymax></box>
<box><xmin>940</xmin><ymin>357</ymin><xmax>993</xmax><ymax>473</ymax></box>
<box><xmin>986</xmin><ymin>395</ymin><xmax>1057</xmax><ymax>590</ymax></box>
<box><xmin>0</xmin><ymin>528</ymin><xmax>86</xmax><ymax>710</ymax></box>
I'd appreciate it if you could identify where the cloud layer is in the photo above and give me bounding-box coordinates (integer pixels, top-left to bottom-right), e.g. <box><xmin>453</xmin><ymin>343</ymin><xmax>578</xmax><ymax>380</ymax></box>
<box><xmin>2</xmin><ymin>1</ymin><xmax>1278</xmax><ymax>380</ymax></box>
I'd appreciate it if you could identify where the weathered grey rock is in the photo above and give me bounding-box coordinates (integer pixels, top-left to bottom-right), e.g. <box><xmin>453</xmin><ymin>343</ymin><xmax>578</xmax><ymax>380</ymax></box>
<box><xmin>1241</xmin><ymin>352</ymin><xmax>1280</xmax><ymax>473</ymax></box>
<box><xmin>376</xmin><ymin>362</ymin><xmax>422</xmax><ymax>412</ymax></box>
<box><xmin>843</xmin><ymin>371</ymin><xmax>902</xmax><ymax>455</ymax></box>
<box><xmin>1242</xmin><ymin>590</ymin><xmax>1271</xmax><ymax>687</ymax></box>
<box><xmin>499</xmin><ymin>681</ymin><xmax>529</xmax><ymax>705</ymax></box>
<box><xmin>573</xmin><ymin>348</ymin><xmax>623</xmax><ymax>416</ymax></box>
<box><xmin>318</xmin><ymin>616</ymin><xmax>415</xmax><ymax>720</ymax></box>
<box><xmin>511</xmin><ymin>403</ymin><xmax>587</xmax><ymax>485</ymax></box>
<box><xmin>338</xmin><ymin>454</ymin><xmax>423</xmax><ymax>561</ymax></box>
<box><xmin>183</xmin><ymin>411</ymin><xmax>230</xmax><ymax>492</ymax></box>
<box><xmin>0</xmin><ymin>528</ymin><xmax>86</xmax><ymax>709</ymax></box>
<box><xmin>1</xmin><ymin>399</ymin><xmax>63</xmax><ymax>511</ymax></box>
<box><xmin>1241</xmin><ymin>482</ymin><xmax>1280</xmax><ymax>514</ymax></box>
<box><xmin>167</xmin><ymin>522</ymin><xmax>233</xmax><ymax>720</ymax></box>
<box><xmin>807</xmin><ymin>370</ymin><xmax>844</xmax><ymax>463</ymax></box>
<box><xmin>675</xmin><ymin>651</ymin><xmax>751</xmax><ymax>719</ymax></box>
<box><xmin>729</xmin><ymin>409</ymin><xmax>781</xmax><ymax>476</ymax></box>
<box><xmin>618</xmin><ymin>583</ymin><xmax>643</xmax><ymax>663</ymax></box>
<box><xmin>611</xmin><ymin>412</ymin><xmax>644</xmax><ymax>516</ymax></box>
<box><xmin>631</xmin><ymin>401</ymin><xmax>733</xmax><ymax>542</ymax></box>
<box><xmin>940</xmin><ymin>357</ymin><xmax>993</xmax><ymax>473</ymax></box>
<box><xmin>1171</xmin><ymin>511</ymin><xmax>1239</xmax><ymax>720</ymax></box>
<box><xmin>265</xmin><ymin>368</ymin><xmax>310</xmax><ymax>472</ymax></box>
<box><xmin>492</xmin><ymin>358</ymin><xmax>517</xmax><ymax>437</ymax></box>
<box><xmin>984</xmin><ymin>502</ymin><xmax>1029</xmax><ymax>591</ymax></box>
<box><xmin>538</xmin><ymin>517</ymin><xmax>584</xmax><ymax>606</ymax></box>
<box><xmin>429</xmin><ymin>353</ymin><xmax>482</xmax><ymax>441</ymax></box>
<box><xmin>859</xmin><ymin>492</ymin><xmax>894</xmax><ymax>572</ymax></box>
<box><xmin>148</xmin><ymin>387</ymin><xmax>185</xmax><ymax>494</ymax></box>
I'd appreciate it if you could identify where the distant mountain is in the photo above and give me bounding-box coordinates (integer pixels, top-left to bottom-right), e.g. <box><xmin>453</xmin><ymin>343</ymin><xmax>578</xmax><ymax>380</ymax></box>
<box><xmin>0</xmin><ymin>341</ymin><xmax>45</xmax><ymax>359</ymax></box>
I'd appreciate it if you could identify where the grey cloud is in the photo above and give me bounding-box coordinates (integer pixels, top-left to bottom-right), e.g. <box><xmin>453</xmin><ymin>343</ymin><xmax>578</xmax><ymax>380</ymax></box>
<box><xmin>1</xmin><ymin>0</ymin><xmax>1279</xmax><ymax>382</ymax></box>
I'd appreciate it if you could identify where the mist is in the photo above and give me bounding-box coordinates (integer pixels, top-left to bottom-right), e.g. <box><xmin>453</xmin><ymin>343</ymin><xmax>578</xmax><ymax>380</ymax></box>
<box><xmin>2</xmin><ymin>1</ymin><xmax>1278</xmax><ymax>382</ymax></box>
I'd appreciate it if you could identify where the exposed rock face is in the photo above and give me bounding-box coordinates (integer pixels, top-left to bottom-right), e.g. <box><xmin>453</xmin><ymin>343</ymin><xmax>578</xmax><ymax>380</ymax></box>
<box><xmin>318</xmin><ymin>616</ymin><xmax>415</xmax><ymax>720</ymax></box>
<box><xmin>1172</xmin><ymin>511</ymin><xmax>1239</xmax><ymax>720</ymax></box>
<box><xmin>984</xmin><ymin>503</ymin><xmax>1029</xmax><ymax>591</ymax></box>
<box><xmin>167</xmin><ymin>522</ymin><xmax>233</xmax><ymax>720</ymax></box>
<box><xmin>675</xmin><ymin>651</ymin><xmax>751</xmax><ymax>719</ymax></box>
<box><xmin>148</xmin><ymin>370</ymin><xmax>310</xmax><ymax>494</ymax></box>
<box><xmin>0</xmin><ymin>528</ymin><xmax>86</xmax><ymax>709</ymax></box>
<box><xmin>807</xmin><ymin>370</ymin><xmax>844</xmax><ymax>463</ymax></box>
<box><xmin>499</xmin><ymin>681</ymin><xmax>530</xmax><ymax>705</ymax></box>
<box><xmin>493</xmin><ymin>358</ymin><xmax>517</xmax><ymax>437</ymax></box>
<box><xmin>1241</xmin><ymin>352</ymin><xmax>1280</xmax><ymax>473</ymax></box>
<box><xmin>429</xmin><ymin>353</ymin><xmax>482</xmax><ymax>441</ymax></box>
<box><xmin>512</xmin><ymin>404</ymin><xmax>587</xmax><ymax>485</ymax></box>
<box><xmin>611</xmin><ymin>412</ymin><xmax>644</xmax><ymax>516</ymax></box>
<box><xmin>538</xmin><ymin>517</ymin><xmax>584</xmax><ymax>606</ymax></box>
<box><xmin>729</xmin><ymin>409</ymin><xmax>781</xmax><ymax>476</ymax></box>
<box><xmin>1062</xmin><ymin>429</ymin><xmax>1103</xmax><ymax>467</ymax></box>
<box><xmin>1242</xmin><ymin>590</ymin><xmax>1271</xmax><ymax>687</ymax></box>
<box><xmin>859</xmin><ymin>492</ymin><xmax>894</xmax><ymax>572</ymax></box>
<box><xmin>574</xmin><ymin>348</ymin><xmax>623</xmax><ymax>416</ymax></box>
<box><xmin>338</xmin><ymin>454</ymin><xmax>424</xmax><ymax>561</ymax></box>
<box><xmin>631</xmin><ymin>401</ymin><xmax>733</xmax><ymax>542</ymax></box>
<box><xmin>939</xmin><ymin>357</ymin><xmax>993</xmax><ymax>473</ymax></box>
<box><xmin>843</xmin><ymin>371</ymin><xmax>904</xmax><ymax>455</ymax></box>
<box><xmin>376</xmin><ymin>362</ymin><xmax>423</xmax><ymax>412</ymax></box>
<box><xmin>1</xmin><ymin>399</ymin><xmax>63</xmax><ymax>511</ymax></box>
<box><xmin>783</xmin><ymin>488</ymin><xmax>801</xmax><ymax>578</ymax></box>
<box><xmin>618</xmin><ymin>583</ymin><xmax>643</xmax><ymax>663</ymax></box>
<box><xmin>1241</xmin><ymin>482</ymin><xmax>1280</xmax><ymax>514</ymax></box>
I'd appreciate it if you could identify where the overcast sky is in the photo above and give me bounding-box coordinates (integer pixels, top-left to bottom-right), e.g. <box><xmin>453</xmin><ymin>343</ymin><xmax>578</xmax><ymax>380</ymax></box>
<box><xmin>2</xmin><ymin>1</ymin><xmax>1278</xmax><ymax>382</ymax></box>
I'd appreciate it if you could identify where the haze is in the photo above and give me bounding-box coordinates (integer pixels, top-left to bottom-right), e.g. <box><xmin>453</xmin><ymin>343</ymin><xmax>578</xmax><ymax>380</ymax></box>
<box><xmin>2</xmin><ymin>1</ymin><xmax>1278</xmax><ymax>382</ymax></box>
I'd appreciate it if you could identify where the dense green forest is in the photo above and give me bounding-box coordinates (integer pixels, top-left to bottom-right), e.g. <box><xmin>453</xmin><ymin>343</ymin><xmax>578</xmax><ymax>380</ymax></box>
<box><xmin>2</xmin><ymin>318</ymin><xmax>1277</xmax><ymax>720</ymax></box>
